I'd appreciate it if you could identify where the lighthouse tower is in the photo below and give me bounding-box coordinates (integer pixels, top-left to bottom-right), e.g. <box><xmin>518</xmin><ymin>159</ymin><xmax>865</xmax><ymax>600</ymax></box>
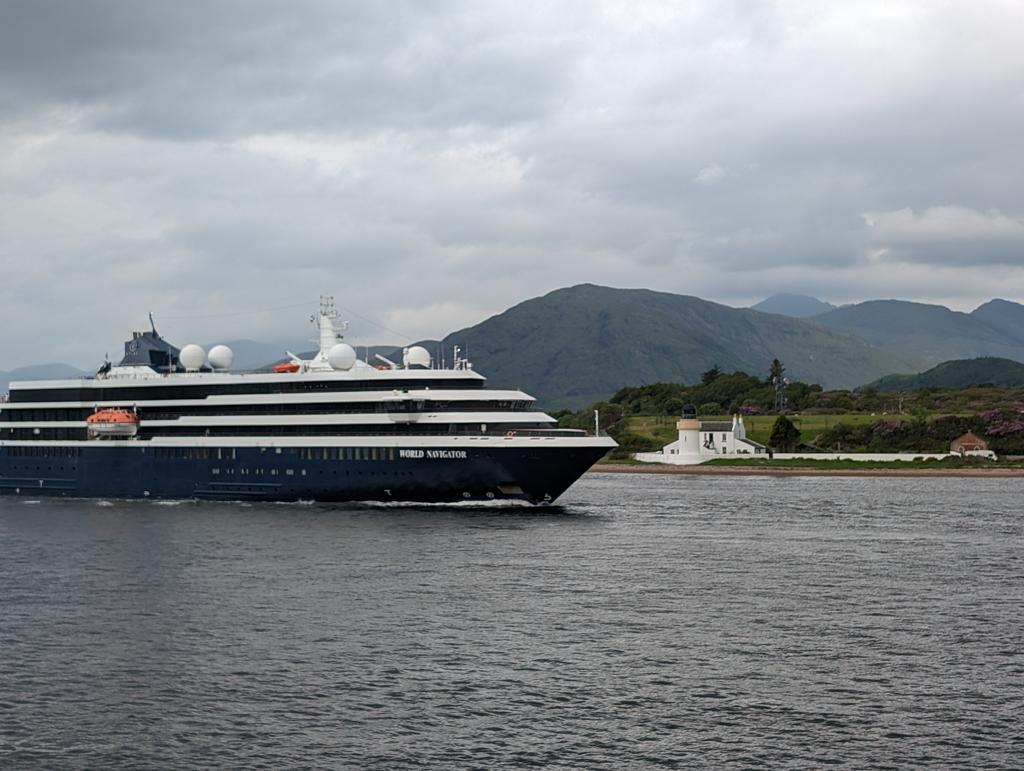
<box><xmin>675</xmin><ymin>406</ymin><xmax>702</xmax><ymax>463</ymax></box>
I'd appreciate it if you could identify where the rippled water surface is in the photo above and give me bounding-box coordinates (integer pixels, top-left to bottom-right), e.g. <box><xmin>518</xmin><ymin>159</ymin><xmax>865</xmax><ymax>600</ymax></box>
<box><xmin>1</xmin><ymin>473</ymin><xmax>1022</xmax><ymax>769</ymax></box>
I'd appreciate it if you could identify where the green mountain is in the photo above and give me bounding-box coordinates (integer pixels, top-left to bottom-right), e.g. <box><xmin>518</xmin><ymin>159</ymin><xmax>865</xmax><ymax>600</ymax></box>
<box><xmin>435</xmin><ymin>284</ymin><xmax>921</xmax><ymax>408</ymax></box>
<box><xmin>751</xmin><ymin>293</ymin><xmax>836</xmax><ymax>318</ymax></box>
<box><xmin>813</xmin><ymin>300</ymin><xmax>1024</xmax><ymax>365</ymax></box>
<box><xmin>863</xmin><ymin>357</ymin><xmax>1024</xmax><ymax>391</ymax></box>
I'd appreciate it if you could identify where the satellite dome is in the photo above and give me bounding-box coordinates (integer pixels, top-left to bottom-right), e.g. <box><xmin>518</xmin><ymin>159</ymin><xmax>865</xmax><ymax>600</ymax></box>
<box><xmin>404</xmin><ymin>345</ymin><xmax>431</xmax><ymax>369</ymax></box>
<box><xmin>208</xmin><ymin>344</ymin><xmax>234</xmax><ymax>370</ymax></box>
<box><xmin>179</xmin><ymin>344</ymin><xmax>206</xmax><ymax>371</ymax></box>
<box><xmin>327</xmin><ymin>343</ymin><xmax>356</xmax><ymax>371</ymax></box>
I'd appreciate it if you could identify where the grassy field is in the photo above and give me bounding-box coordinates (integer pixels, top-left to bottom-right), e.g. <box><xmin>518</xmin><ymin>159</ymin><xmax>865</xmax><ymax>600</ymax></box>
<box><xmin>623</xmin><ymin>413</ymin><xmax>917</xmax><ymax>447</ymax></box>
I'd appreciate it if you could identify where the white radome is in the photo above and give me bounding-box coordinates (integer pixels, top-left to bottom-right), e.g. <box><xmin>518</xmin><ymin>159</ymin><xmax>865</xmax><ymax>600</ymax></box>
<box><xmin>404</xmin><ymin>345</ymin><xmax>431</xmax><ymax>368</ymax></box>
<box><xmin>179</xmin><ymin>344</ymin><xmax>206</xmax><ymax>370</ymax></box>
<box><xmin>208</xmin><ymin>344</ymin><xmax>234</xmax><ymax>370</ymax></box>
<box><xmin>328</xmin><ymin>343</ymin><xmax>357</xmax><ymax>371</ymax></box>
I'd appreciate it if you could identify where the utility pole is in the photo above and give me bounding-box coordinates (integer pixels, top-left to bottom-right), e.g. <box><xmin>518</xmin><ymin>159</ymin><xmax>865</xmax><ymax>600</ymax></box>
<box><xmin>773</xmin><ymin>376</ymin><xmax>788</xmax><ymax>412</ymax></box>
<box><xmin>594</xmin><ymin>410</ymin><xmax>600</xmax><ymax>436</ymax></box>
<box><xmin>770</xmin><ymin>358</ymin><xmax>787</xmax><ymax>412</ymax></box>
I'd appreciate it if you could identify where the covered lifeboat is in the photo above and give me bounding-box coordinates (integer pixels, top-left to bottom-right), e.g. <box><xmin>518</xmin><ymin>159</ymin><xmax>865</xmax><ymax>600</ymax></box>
<box><xmin>86</xmin><ymin>408</ymin><xmax>140</xmax><ymax>438</ymax></box>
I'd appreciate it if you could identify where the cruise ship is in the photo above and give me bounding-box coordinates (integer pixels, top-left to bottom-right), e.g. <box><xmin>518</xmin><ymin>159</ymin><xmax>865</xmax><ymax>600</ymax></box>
<box><xmin>0</xmin><ymin>298</ymin><xmax>615</xmax><ymax>504</ymax></box>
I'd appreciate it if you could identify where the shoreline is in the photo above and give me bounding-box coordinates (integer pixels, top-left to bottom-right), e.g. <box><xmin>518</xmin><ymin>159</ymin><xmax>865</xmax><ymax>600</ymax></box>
<box><xmin>588</xmin><ymin>463</ymin><xmax>1024</xmax><ymax>478</ymax></box>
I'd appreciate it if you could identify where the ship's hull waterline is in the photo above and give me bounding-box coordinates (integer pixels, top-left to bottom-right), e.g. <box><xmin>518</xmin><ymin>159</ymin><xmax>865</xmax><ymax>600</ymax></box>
<box><xmin>0</xmin><ymin>441</ymin><xmax>611</xmax><ymax>504</ymax></box>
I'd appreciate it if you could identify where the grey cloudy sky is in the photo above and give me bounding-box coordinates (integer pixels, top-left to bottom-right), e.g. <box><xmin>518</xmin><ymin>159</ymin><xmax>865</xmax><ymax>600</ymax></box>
<box><xmin>2</xmin><ymin>0</ymin><xmax>1024</xmax><ymax>367</ymax></box>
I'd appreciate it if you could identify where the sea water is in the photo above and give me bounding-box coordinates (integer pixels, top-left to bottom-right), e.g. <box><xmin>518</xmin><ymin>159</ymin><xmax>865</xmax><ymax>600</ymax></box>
<box><xmin>1</xmin><ymin>473</ymin><xmax>1021</xmax><ymax>769</ymax></box>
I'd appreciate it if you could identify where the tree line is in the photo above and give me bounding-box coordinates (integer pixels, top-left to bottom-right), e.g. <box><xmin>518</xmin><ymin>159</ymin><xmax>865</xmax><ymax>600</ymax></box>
<box><xmin>553</xmin><ymin>364</ymin><xmax>1024</xmax><ymax>457</ymax></box>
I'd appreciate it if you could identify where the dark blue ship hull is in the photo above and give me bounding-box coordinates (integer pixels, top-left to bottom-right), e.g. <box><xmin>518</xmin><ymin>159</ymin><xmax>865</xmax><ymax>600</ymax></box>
<box><xmin>0</xmin><ymin>444</ymin><xmax>607</xmax><ymax>504</ymax></box>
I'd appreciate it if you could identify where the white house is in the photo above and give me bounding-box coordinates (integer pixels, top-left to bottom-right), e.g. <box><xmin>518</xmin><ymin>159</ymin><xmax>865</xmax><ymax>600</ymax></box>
<box><xmin>634</xmin><ymin>414</ymin><xmax>769</xmax><ymax>466</ymax></box>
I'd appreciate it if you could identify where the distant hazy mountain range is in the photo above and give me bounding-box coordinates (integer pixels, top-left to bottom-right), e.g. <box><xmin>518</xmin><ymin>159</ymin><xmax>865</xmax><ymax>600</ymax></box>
<box><xmin>0</xmin><ymin>340</ymin><xmax>312</xmax><ymax>395</ymax></box>
<box><xmin>0</xmin><ymin>363</ymin><xmax>88</xmax><ymax>396</ymax></box>
<box><xmin>750</xmin><ymin>293</ymin><xmax>836</xmax><ymax>317</ymax></box>
<box><xmin>4</xmin><ymin>287</ymin><xmax>1022</xmax><ymax>409</ymax></box>
<box><xmin>811</xmin><ymin>300</ymin><xmax>1024</xmax><ymax>365</ymax></box>
<box><xmin>863</xmin><ymin>357</ymin><xmax>1024</xmax><ymax>391</ymax></box>
<box><xmin>755</xmin><ymin>293</ymin><xmax>1024</xmax><ymax>361</ymax></box>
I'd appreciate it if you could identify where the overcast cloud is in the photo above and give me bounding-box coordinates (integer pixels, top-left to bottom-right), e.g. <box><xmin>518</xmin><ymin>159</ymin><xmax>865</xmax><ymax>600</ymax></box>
<box><xmin>2</xmin><ymin>0</ymin><xmax>1024</xmax><ymax>367</ymax></box>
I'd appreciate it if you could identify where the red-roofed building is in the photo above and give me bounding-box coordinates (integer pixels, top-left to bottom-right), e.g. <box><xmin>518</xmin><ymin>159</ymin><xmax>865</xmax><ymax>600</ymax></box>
<box><xmin>951</xmin><ymin>432</ymin><xmax>988</xmax><ymax>454</ymax></box>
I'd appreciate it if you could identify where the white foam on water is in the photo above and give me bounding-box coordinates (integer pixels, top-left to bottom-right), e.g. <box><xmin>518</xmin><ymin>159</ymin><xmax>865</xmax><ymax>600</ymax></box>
<box><xmin>357</xmin><ymin>498</ymin><xmax>541</xmax><ymax>510</ymax></box>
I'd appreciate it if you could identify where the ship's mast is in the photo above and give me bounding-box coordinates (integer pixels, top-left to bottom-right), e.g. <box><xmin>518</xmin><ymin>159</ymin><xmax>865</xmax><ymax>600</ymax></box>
<box><xmin>311</xmin><ymin>295</ymin><xmax>348</xmax><ymax>357</ymax></box>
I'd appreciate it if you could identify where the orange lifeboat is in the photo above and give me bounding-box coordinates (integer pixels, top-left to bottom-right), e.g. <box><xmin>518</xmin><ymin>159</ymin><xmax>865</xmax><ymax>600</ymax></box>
<box><xmin>273</xmin><ymin>362</ymin><xmax>301</xmax><ymax>373</ymax></box>
<box><xmin>86</xmin><ymin>408</ymin><xmax>140</xmax><ymax>438</ymax></box>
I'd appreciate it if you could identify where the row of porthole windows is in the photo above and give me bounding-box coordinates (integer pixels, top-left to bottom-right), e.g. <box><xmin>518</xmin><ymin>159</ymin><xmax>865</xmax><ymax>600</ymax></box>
<box><xmin>4</xmin><ymin>465</ymin><xmax>73</xmax><ymax>473</ymax></box>
<box><xmin>296</xmin><ymin>447</ymin><xmax>396</xmax><ymax>461</ymax></box>
<box><xmin>150</xmin><ymin>447</ymin><xmax>400</xmax><ymax>461</ymax></box>
<box><xmin>211</xmin><ymin>468</ymin><xmax>415</xmax><ymax>477</ymax></box>
<box><xmin>2</xmin><ymin>447</ymin><xmax>80</xmax><ymax>458</ymax></box>
<box><xmin>3</xmin><ymin>446</ymin><xmax>417</xmax><ymax>463</ymax></box>
<box><xmin>212</xmin><ymin>467</ymin><xmax>304</xmax><ymax>476</ymax></box>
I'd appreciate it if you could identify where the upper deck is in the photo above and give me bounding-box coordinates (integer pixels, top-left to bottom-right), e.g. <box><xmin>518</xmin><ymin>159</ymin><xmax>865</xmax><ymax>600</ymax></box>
<box><xmin>6</xmin><ymin>366</ymin><xmax>489</xmax><ymax>403</ymax></box>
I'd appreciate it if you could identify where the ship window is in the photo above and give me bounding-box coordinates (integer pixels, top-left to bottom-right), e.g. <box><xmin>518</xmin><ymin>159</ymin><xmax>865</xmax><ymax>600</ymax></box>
<box><xmin>371</xmin><ymin>448</ymin><xmax>378</xmax><ymax>461</ymax></box>
<box><xmin>212</xmin><ymin>468</ymin><xmax>220</xmax><ymax>475</ymax></box>
<box><xmin>286</xmin><ymin>469</ymin><xmax>294</xmax><ymax>475</ymax></box>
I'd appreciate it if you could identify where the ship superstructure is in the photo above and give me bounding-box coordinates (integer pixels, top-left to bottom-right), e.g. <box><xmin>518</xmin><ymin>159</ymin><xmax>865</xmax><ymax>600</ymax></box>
<box><xmin>0</xmin><ymin>298</ymin><xmax>615</xmax><ymax>503</ymax></box>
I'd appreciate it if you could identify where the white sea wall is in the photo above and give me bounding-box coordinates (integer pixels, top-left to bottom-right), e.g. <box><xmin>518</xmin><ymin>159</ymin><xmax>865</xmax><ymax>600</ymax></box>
<box><xmin>632</xmin><ymin>450</ymin><xmax>998</xmax><ymax>465</ymax></box>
